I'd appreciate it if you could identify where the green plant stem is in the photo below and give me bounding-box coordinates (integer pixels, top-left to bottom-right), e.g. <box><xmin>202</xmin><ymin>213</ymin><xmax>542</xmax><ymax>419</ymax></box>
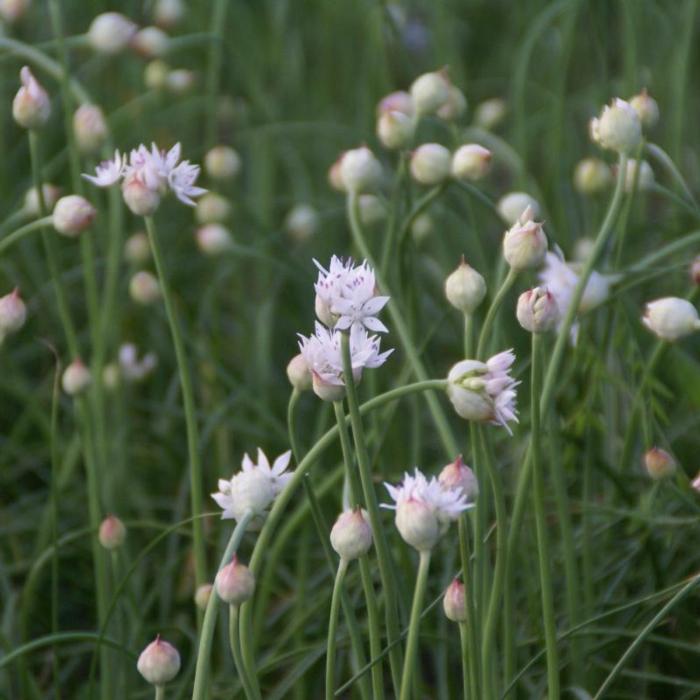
<box><xmin>458</xmin><ymin>519</ymin><xmax>479</xmax><ymax>699</ymax></box>
<box><xmin>205</xmin><ymin>0</ymin><xmax>228</xmax><ymax>147</ymax></box>
<box><xmin>325</xmin><ymin>559</ymin><xmax>349</xmax><ymax>700</ymax></box>
<box><xmin>459</xmin><ymin>622</ymin><xmax>471</xmax><ymax>700</ymax></box>
<box><xmin>476</xmin><ymin>267</ymin><xmax>518</xmax><ymax>359</ymax></box>
<box><xmin>144</xmin><ymin>216</ymin><xmax>206</xmax><ymax>592</ymax></box>
<box><xmin>530</xmin><ymin>333</ymin><xmax>560</xmax><ymax>697</ymax></box>
<box><xmin>192</xmin><ymin>511</ymin><xmax>254</xmax><ymax>700</ymax></box>
<box><xmin>399</xmin><ymin>549</ymin><xmax>431</xmax><ymax>700</ymax></box>
<box><xmin>155</xmin><ymin>686</ymin><xmax>165</xmax><ymax>700</ymax></box>
<box><xmin>397</xmin><ymin>182</ymin><xmax>446</xmax><ymax>247</ymax></box>
<box><xmin>0</xmin><ymin>216</ymin><xmax>53</xmax><ymax>255</ymax></box>
<box><xmin>380</xmin><ymin>152</ymin><xmax>408</xmax><ymax>278</ymax></box>
<box><xmin>229</xmin><ymin>605</ymin><xmax>258</xmax><ymax>700</ymax></box>
<box><xmin>645</xmin><ymin>142</ymin><xmax>699</xmax><ymax>208</ymax></box>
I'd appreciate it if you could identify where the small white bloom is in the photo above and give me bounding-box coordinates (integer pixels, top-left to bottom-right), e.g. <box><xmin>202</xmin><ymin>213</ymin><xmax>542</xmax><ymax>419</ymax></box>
<box><xmin>118</xmin><ymin>343</ymin><xmax>157</xmax><ymax>382</ymax></box>
<box><xmin>83</xmin><ymin>150</ymin><xmax>125</xmax><ymax>187</ymax></box>
<box><xmin>168</xmin><ymin>160</ymin><xmax>207</xmax><ymax>206</ymax></box>
<box><xmin>642</xmin><ymin>297</ymin><xmax>700</xmax><ymax>341</ymax></box>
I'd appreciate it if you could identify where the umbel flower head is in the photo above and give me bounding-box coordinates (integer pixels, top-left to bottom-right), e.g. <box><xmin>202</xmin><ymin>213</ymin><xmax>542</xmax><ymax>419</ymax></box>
<box><xmin>298</xmin><ymin>322</ymin><xmax>393</xmax><ymax>401</ymax></box>
<box><xmin>447</xmin><ymin>350</ymin><xmax>519</xmax><ymax>433</ymax></box>
<box><xmin>382</xmin><ymin>468</ymin><xmax>472</xmax><ymax>551</ymax></box>
<box><xmin>211</xmin><ymin>449</ymin><xmax>292</xmax><ymax>522</ymax></box>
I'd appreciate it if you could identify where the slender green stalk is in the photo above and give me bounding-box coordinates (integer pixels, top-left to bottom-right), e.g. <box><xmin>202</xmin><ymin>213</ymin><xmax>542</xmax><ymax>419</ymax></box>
<box><xmin>397</xmin><ymin>182</ymin><xmax>447</xmax><ymax>247</ymax></box>
<box><xmin>459</xmin><ymin>622</ymin><xmax>471</xmax><ymax>700</ymax></box>
<box><xmin>49</xmin><ymin>356</ymin><xmax>61</xmax><ymax>700</ymax></box>
<box><xmin>155</xmin><ymin>686</ymin><xmax>165</xmax><ymax>700</ymax></box>
<box><xmin>144</xmin><ymin>216</ymin><xmax>206</xmax><ymax>591</ymax></box>
<box><xmin>0</xmin><ymin>216</ymin><xmax>52</xmax><ymax>255</ymax></box>
<box><xmin>192</xmin><ymin>511</ymin><xmax>254</xmax><ymax>700</ymax></box>
<box><xmin>229</xmin><ymin>605</ymin><xmax>259</xmax><ymax>700</ymax></box>
<box><xmin>458</xmin><ymin>519</ymin><xmax>479</xmax><ymax>699</ymax></box>
<box><xmin>381</xmin><ymin>152</ymin><xmax>409</xmax><ymax>278</ymax></box>
<box><xmin>530</xmin><ymin>333</ymin><xmax>560</xmax><ymax>696</ymax></box>
<box><xmin>645</xmin><ymin>142</ymin><xmax>699</xmax><ymax>208</ymax></box>
<box><xmin>325</xmin><ymin>559</ymin><xmax>349</xmax><ymax>700</ymax></box>
<box><xmin>476</xmin><ymin>267</ymin><xmax>518</xmax><ymax>359</ymax></box>
<box><xmin>205</xmin><ymin>0</ymin><xmax>228</xmax><ymax>147</ymax></box>
<box><xmin>399</xmin><ymin>549</ymin><xmax>431</xmax><ymax>700</ymax></box>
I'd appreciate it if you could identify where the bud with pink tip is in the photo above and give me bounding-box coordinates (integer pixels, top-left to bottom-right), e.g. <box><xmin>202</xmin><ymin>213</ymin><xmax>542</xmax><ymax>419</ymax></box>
<box><xmin>204</xmin><ymin>145</ymin><xmax>241</xmax><ymax>180</ymax></box>
<box><xmin>131</xmin><ymin>27</ymin><xmax>170</xmax><ymax>58</ymax></box>
<box><xmin>0</xmin><ymin>0</ymin><xmax>30</xmax><ymax>23</ymax></box>
<box><xmin>691</xmin><ymin>472</ymin><xmax>700</xmax><ymax>493</ymax></box>
<box><xmin>629</xmin><ymin>89</ymin><xmax>659</xmax><ymax>130</ymax></box>
<box><xmin>590</xmin><ymin>98</ymin><xmax>641</xmax><ymax>154</ymax></box>
<box><xmin>642</xmin><ymin>297</ymin><xmax>700</xmax><ymax>341</ymax></box>
<box><xmin>73</xmin><ymin>104</ymin><xmax>108</xmax><ymax>154</ymax></box>
<box><xmin>438</xmin><ymin>85</ymin><xmax>467</xmax><ymax>121</ymax></box>
<box><xmin>503</xmin><ymin>207</ymin><xmax>548</xmax><ymax>270</ymax></box>
<box><xmin>444</xmin><ymin>258</ymin><xmax>486</xmax><ymax>315</ymax></box>
<box><xmin>396</xmin><ymin>499</ymin><xmax>439</xmax><ymax>551</ymax></box>
<box><xmin>215</xmin><ymin>555</ymin><xmax>256</xmax><ymax>605</ymax></box>
<box><xmin>451</xmin><ymin>144</ymin><xmax>491</xmax><ymax>181</ymax></box>
<box><xmin>340</xmin><ymin>146</ymin><xmax>383</xmax><ymax>193</ymax></box>
<box><xmin>644</xmin><ymin>447</ymin><xmax>676</xmax><ymax>481</ymax></box>
<box><xmin>62</xmin><ymin>359</ymin><xmax>91</xmax><ymax>396</ymax></box>
<box><xmin>410</xmin><ymin>69</ymin><xmax>450</xmax><ymax>117</ymax></box>
<box><xmin>195</xmin><ymin>192</ymin><xmax>231</xmax><ymax>224</ymax></box>
<box><xmin>330</xmin><ymin>508</ymin><xmax>373</xmax><ymax>561</ymax></box>
<box><xmin>196</xmin><ymin>224</ymin><xmax>233</xmax><ymax>255</ymax></box>
<box><xmin>691</xmin><ymin>256</ymin><xmax>700</xmax><ymax>286</ymax></box>
<box><xmin>439</xmin><ymin>455</ymin><xmax>478</xmax><ymax>501</ymax></box>
<box><xmin>125</xmin><ymin>232</ymin><xmax>151</xmax><ymax>265</ymax></box>
<box><xmin>122</xmin><ymin>174</ymin><xmax>161</xmax><ymax>216</ymax></box>
<box><xmin>516</xmin><ymin>287</ymin><xmax>559</xmax><ymax>333</ymax></box>
<box><xmin>573</xmin><ymin>158</ymin><xmax>611</xmax><ymax>194</ymax></box>
<box><xmin>53</xmin><ymin>195</ymin><xmax>96</xmax><ymax>237</ymax></box>
<box><xmin>377</xmin><ymin>110</ymin><xmax>414</xmax><ymax>150</ymax></box>
<box><xmin>497</xmin><ymin>192</ymin><xmax>540</xmax><ymax>226</ymax></box>
<box><xmin>98</xmin><ymin>515</ymin><xmax>126</xmax><ymax>549</ymax></box>
<box><xmin>0</xmin><ymin>288</ymin><xmax>27</xmax><ymax>334</ymax></box>
<box><xmin>410</xmin><ymin>143</ymin><xmax>451</xmax><ymax>185</ymax></box>
<box><xmin>377</xmin><ymin>90</ymin><xmax>414</xmax><ymax>117</ymax></box>
<box><xmin>327</xmin><ymin>156</ymin><xmax>346</xmax><ymax>192</ymax></box>
<box><xmin>286</xmin><ymin>353</ymin><xmax>312</xmax><ymax>391</ymax></box>
<box><xmin>13</xmin><ymin>66</ymin><xmax>51</xmax><ymax>130</ymax></box>
<box><xmin>129</xmin><ymin>271</ymin><xmax>161</xmax><ymax>305</ymax></box>
<box><xmin>194</xmin><ymin>583</ymin><xmax>213</xmax><ymax>611</ymax></box>
<box><xmin>443</xmin><ymin>578</ymin><xmax>467</xmax><ymax>622</ymax></box>
<box><xmin>137</xmin><ymin>635</ymin><xmax>181</xmax><ymax>686</ymax></box>
<box><xmin>88</xmin><ymin>13</ymin><xmax>138</xmax><ymax>54</ymax></box>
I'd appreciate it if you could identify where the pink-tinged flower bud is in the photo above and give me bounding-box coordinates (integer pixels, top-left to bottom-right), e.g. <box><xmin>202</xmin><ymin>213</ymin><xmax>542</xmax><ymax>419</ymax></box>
<box><xmin>497</xmin><ymin>192</ymin><xmax>540</xmax><ymax>226</ymax></box>
<box><xmin>0</xmin><ymin>0</ymin><xmax>30</xmax><ymax>23</ymax></box>
<box><xmin>195</xmin><ymin>192</ymin><xmax>231</xmax><ymax>224</ymax></box>
<box><xmin>129</xmin><ymin>271</ymin><xmax>161</xmax><ymax>305</ymax></box>
<box><xmin>691</xmin><ymin>256</ymin><xmax>700</xmax><ymax>286</ymax></box>
<box><xmin>327</xmin><ymin>155</ymin><xmax>346</xmax><ymax>192</ymax></box>
<box><xmin>144</xmin><ymin>60</ymin><xmax>170</xmax><ymax>91</ymax></box>
<box><xmin>154</xmin><ymin>0</ymin><xmax>185</xmax><ymax>28</ymax></box>
<box><xmin>377</xmin><ymin>110</ymin><xmax>414</xmax><ymax>150</ymax></box>
<box><xmin>444</xmin><ymin>258</ymin><xmax>486</xmax><ymax>314</ymax></box>
<box><xmin>503</xmin><ymin>207</ymin><xmax>547</xmax><ymax>270</ymax></box>
<box><xmin>62</xmin><ymin>359</ymin><xmax>91</xmax><ymax>396</ymax></box>
<box><xmin>215</xmin><ymin>556</ymin><xmax>256</xmax><ymax>605</ymax></box>
<box><xmin>340</xmin><ymin>147</ymin><xmax>383</xmax><ymax>194</ymax></box>
<box><xmin>0</xmin><ymin>288</ymin><xmax>27</xmax><ymax>334</ymax></box>
<box><xmin>642</xmin><ymin>297</ymin><xmax>700</xmax><ymax>341</ymax></box>
<box><xmin>516</xmin><ymin>287</ymin><xmax>559</xmax><ymax>333</ymax></box>
<box><xmin>285</xmin><ymin>204</ymin><xmax>319</xmax><ymax>242</ymax></box>
<box><xmin>410</xmin><ymin>143</ymin><xmax>451</xmax><ymax>185</ymax></box>
<box><xmin>330</xmin><ymin>508</ymin><xmax>373</xmax><ymax>561</ymax></box>
<box><xmin>396</xmin><ymin>498</ymin><xmax>439</xmax><ymax>551</ymax></box>
<box><xmin>194</xmin><ymin>583</ymin><xmax>213</xmax><ymax>611</ymax></box>
<box><xmin>451</xmin><ymin>144</ymin><xmax>491</xmax><ymax>181</ymax></box>
<box><xmin>691</xmin><ymin>471</ymin><xmax>700</xmax><ymax>493</ymax></box>
<box><xmin>439</xmin><ymin>455</ymin><xmax>478</xmax><ymax>501</ymax></box>
<box><xmin>311</xmin><ymin>372</ymin><xmax>345</xmax><ymax>402</ymax></box>
<box><xmin>643</xmin><ymin>447</ymin><xmax>676</xmax><ymax>480</ymax></box>
<box><xmin>24</xmin><ymin>184</ymin><xmax>61</xmax><ymax>216</ymax></box>
<box><xmin>376</xmin><ymin>90</ymin><xmax>414</xmax><ymax>117</ymax></box>
<box><xmin>88</xmin><ymin>13</ymin><xmax>138</xmax><ymax>54</ymax></box>
<box><xmin>437</xmin><ymin>85</ymin><xmax>467</xmax><ymax>122</ymax></box>
<box><xmin>573</xmin><ymin>158</ymin><xmax>611</xmax><ymax>194</ymax></box>
<box><xmin>137</xmin><ymin>635</ymin><xmax>181</xmax><ymax>686</ymax></box>
<box><xmin>443</xmin><ymin>578</ymin><xmax>467</xmax><ymax>622</ymax></box>
<box><xmin>131</xmin><ymin>26</ymin><xmax>169</xmax><ymax>58</ymax></box>
<box><xmin>410</xmin><ymin>69</ymin><xmax>450</xmax><ymax>117</ymax></box>
<box><xmin>73</xmin><ymin>104</ymin><xmax>108</xmax><ymax>154</ymax></box>
<box><xmin>620</xmin><ymin>159</ymin><xmax>654</xmax><ymax>193</ymax></box>
<box><xmin>196</xmin><ymin>224</ymin><xmax>233</xmax><ymax>255</ymax></box>
<box><xmin>590</xmin><ymin>98</ymin><xmax>642</xmax><ymax>154</ymax></box>
<box><xmin>358</xmin><ymin>194</ymin><xmax>387</xmax><ymax>226</ymax></box>
<box><xmin>204</xmin><ymin>145</ymin><xmax>241</xmax><ymax>180</ymax></box>
<box><xmin>287</xmin><ymin>353</ymin><xmax>312</xmax><ymax>392</ymax></box>
<box><xmin>52</xmin><ymin>195</ymin><xmax>96</xmax><ymax>237</ymax></box>
<box><xmin>166</xmin><ymin>68</ymin><xmax>195</xmax><ymax>94</ymax></box>
<box><xmin>474</xmin><ymin>97</ymin><xmax>507</xmax><ymax>130</ymax></box>
<box><xmin>122</xmin><ymin>174</ymin><xmax>160</xmax><ymax>216</ymax></box>
<box><xmin>629</xmin><ymin>89</ymin><xmax>659</xmax><ymax>130</ymax></box>
<box><xmin>124</xmin><ymin>232</ymin><xmax>151</xmax><ymax>265</ymax></box>
<box><xmin>13</xmin><ymin>66</ymin><xmax>51</xmax><ymax>130</ymax></box>
<box><xmin>98</xmin><ymin>514</ymin><xmax>126</xmax><ymax>549</ymax></box>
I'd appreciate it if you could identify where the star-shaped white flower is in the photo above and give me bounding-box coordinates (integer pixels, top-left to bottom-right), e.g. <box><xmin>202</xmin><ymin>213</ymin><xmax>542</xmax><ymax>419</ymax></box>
<box><xmin>82</xmin><ymin>149</ymin><xmax>125</xmax><ymax>187</ymax></box>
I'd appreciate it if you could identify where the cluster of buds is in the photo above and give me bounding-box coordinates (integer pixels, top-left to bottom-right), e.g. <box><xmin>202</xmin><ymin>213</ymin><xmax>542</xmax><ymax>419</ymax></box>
<box><xmin>409</xmin><ymin>142</ymin><xmax>492</xmax><ymax>186</ymax></box>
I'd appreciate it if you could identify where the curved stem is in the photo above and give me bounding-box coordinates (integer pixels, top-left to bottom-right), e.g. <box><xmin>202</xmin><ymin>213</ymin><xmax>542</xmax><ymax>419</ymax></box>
<box><xmin>476</xmin><ymin>267</ymin><xmax>518</xmax><ymax>359</ymax></box>
<box><xmin>325</xmin><ymin>559</ymin><xmax>349</xmax><ymax>700</ymax></box>
<box><xmin>229</xmin><ymin>605</ymin><xmax>258</xmax><ymax>700</ymax></box>
<box><xmin>645</xmin><ymin>142</ymin><xmax>699</xmax><ymax>208</ymax></box>
<box><xmin>0</xmin><ymin>216</ymin><xmax>53</xmax><ymax>255</ymax></box>
<box><xmin>397</xmin><ymin>183</ymin><xmax>446</xmax><ymax>247</ymax></box>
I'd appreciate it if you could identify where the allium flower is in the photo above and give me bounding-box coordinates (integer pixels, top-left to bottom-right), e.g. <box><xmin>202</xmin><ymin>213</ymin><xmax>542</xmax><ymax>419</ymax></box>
<box><xmin>314</xmin><ymin>256</ymin><xmax>390</xmax><ymax>333</ymax></box>
<box><xmin>83</xmin><ymin>150</ymin><xmax>125</xmax><ymax>187</ymax></box>
<box><xmin>212</xmin><ymin>449</ymin><xmax>292</xmax><ymax>522</ymax></box>
<box><xmin>119</xmin><ymin>343</ymin><xmax>158</xmax><ymax>382</ymax></box>
<box><xmin>590</xmin><ymin>98</ymin><xmax>642</xmax><ymax>154</ymax></box>
<box><xmin>446</xmin><ymin>350</ymin><xmax>519</xmax><ymax>433</ymax></box>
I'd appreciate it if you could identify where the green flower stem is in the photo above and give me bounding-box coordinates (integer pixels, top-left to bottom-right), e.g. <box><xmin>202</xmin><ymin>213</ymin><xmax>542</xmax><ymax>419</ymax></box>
<box><xmin>397</xmin><ymin>182</ymin><xmax>447</xmax><ymax>248</ymax></box>
<box><xmin>144</xmin><ymin>216</ymin><xmax>206</xmax><ymax>592</ymax></box>
<box><xmin>229</xmin><ymin>605</ymin><xmax>258</xmax><ymax>700</ymax></box>
<box><xmin>192</xmin><ymin>511</ymin><xmax>255</xmax><ymax>700</ymax></box>
<box><xmin>645</xmin><ymin>142</ymin><xmax>699</xmax><ymax>208</ymax></box>
<box><xmin>476</xmin><ymin>267</ymin><xmax>518</xmax><ymax>360</ymax></box>
<box><xmin>398</xmin><ymin>549</ymin><xmax>431</xmax><ymax>700</ymax></box>
<box><xmin>530</xmin><ymin>333</ymin><xmax>560</xmax><ymax>697</ymax></box>
<box><xmin>458</xmin><ymin>518</ymin><xmax>479</xmax><ymax>699</ymax></box>
<box><xmin>340</xmin><ymin>333</ymin><xmax>401</xmax><ymax>694</ymax></box>
<box><xmin>205</xmin><ymin>0</ymin><xmax>228</xmax><ymax>148</ymax></box>
<box><xmin>458</xmin><ymin>622</ymin><xmax>471</xmax><ymax>700</ymax></box>
<box><xmin>325</xmin><ymin>558</ymin><xmax>349</xmax><ymax>700</ymax></box>
<box><xmin>155</xmin><ymin>686</ymin><xmax>165</xmax><ymax>700</ymax></box>
<box><xmin>0</xmin><ymin>216</ymin><xmax>53</xmax><ymax>255</ymax></box>
<box><xmin>380</xmin><ymin>152</ymin><xmax>409</xmax><ymax>278</ymax></box>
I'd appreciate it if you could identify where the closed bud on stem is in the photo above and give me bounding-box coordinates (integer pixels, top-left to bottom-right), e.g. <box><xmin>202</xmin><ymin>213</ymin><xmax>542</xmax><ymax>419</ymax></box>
<box><xmin>516</xmin><ymin>286</ymin><xmax>559</xmax><ymax>333</ymax></box>
<box><xmin>377</xmin><ymin>110</ymin><xmax>414</xmax><ymax>150</ymax></box>
<box><xmin>131</xmin><ymin>27</ymin><xmax>169</xmax><ymax>58</ymax></box>
<box><xmin>286</xmin><ymin>353</ymin><xmax>312</xmax><ymax>391</ymax></box>
<box><xmin>137</xmin><ymin>635</ymin><xmax>181</xmax><ymax>686</ymax></box>
<box><xmin>690</xmin><ymin>256</ymin><xmax>700</xmax><ymax>286</ymax></box>
<box><xmin>122</xmin><ymin>174</ymin><xmax>160</xmax><ymax>216</ymax></box>
<box><xmin>590</xmin><ymin>98</ymin><xmax>642</xmax><ymax>154</ymax></box>
<box><xmin>444</xmin><ymin>257</ymin><xmax>486</xmax><ymax>314</ymax></box>
<box><xmin>410</xmin><ymin>143</ymin><xmax>451</xmax><ymax>185</ymax></box>
<box><xmin>53</xmin><ymin>195</ymin><xmax>96</xmax><ymax>237</ymax></box>
<box><xmin>98</xmin><ymin>514</ymin><xmax>126</xmax><ymax>549</ymax></box>
<box><xmin>411</xmin><ymin>213</ymin><xmax>433</xmax><ymax>243</ymax></box>
<box><xmin>340</xmin><ymin>147</ymin><xmax>383</xmax><ymax>193</ymax></box>
<box><xmin>358</xmin><ymin>194</ymin><xmax>386</xmax><ymax>226</ymax></box>
<box><xmin>644</xmin><ymin>447</ymin><xmax>676</xmax><ymax>480</ymax></box>
<box><xmin>154</xmin><ymin>0</ymin><xmax>185</xmax><ymax>28</ymax></box>
<box><xmin>629</xmin><ymin>89</ymin><xmax>659</xmax><ymax>130</ymax></box>
<box><xmin>642</xmin><ymin>297</ymin><xmax>700</xmax><ymax>341</ymax></box>
<box><xmin>124</xmin><ymin>232</ymin><xmax>151</xmax><ymax>264</ymax></box>
<box><xmin>73</xmin><ymin>105</ymin><xmax>108</xmax><ymax>154</ymax></box>
<box><xmin>396</xmin><ymin>498</ymin><xmax>439</xmax><ymax>551</ymax></box>
<box><xmin>129</xmin><ymin>271</ymin><xmax>161</xmax><ymax>305</ymax></box>
<box><xmin>573</xmin><ymin>157</ymin><xmax>611</xmax><ymax>194</ymax></box>
<box><xmin>474</xmin><ymin>97</ymin><xmax>507</xmax><ymax>130</ymax></box>
<box><xmin>691</xmin><ymin>472</ymin><xmax>700</xmax><ymax>494</ymax></box>
<box><xmin>437</xmin><ymin>85</ymin><xmax>467</xmax><ymax>121</ymax></box>
<box><xmin>327</xmin><ymin>156</ymin><xmax>346</xmax><ymax>192</ymax></box>
<box><xmin>503</xmin><ymin>206</ymin><xmax>548</xmax><ymax>270</ymax></box>
<box><xmin>88</xmin><ymin>13</ymin><xmax>138</xmax><ymax>54</ymax></box>
<box><xmin>285</xmin><ymin>204</ymin><xmax>318</xmax><ymax>242</ymax></box>
<box><xmin>330</xmin><ymin>507</ymin><xmax>372</xmax><ymax>561</ymax></box>
<box><xmin>195</xmin><ymin>192</ymin><xmax>231</xmax><ymax>224</ymax></box>
<box><xmin>196</xmin><ymin>224</ymin><xmax>233</xmax><ymax>255</ymax></box>
<box><xmin>215</xmin><ymin>555</ymin><xmax>256</xmax><ymax>605</ymax></box>
<box><xmin>451</xmin><ymin>144</ymin><xmax>491</xmax><ymax>181</ymax></box>
<box><xmin>376</xmin><ymin>90</ymin><xmax>414</xmax><ymax>117</ymax></box>
<box><xmin>443</xmin><ymin>578</ymin><xmax>467</xmax><ymax>622</ymax></box>
<box><xmin>410</xmin><ymin>68</ymin><xmax>450</xmax><ymax>117</ymax></box>
<box><xmin>194</xmin><ymin>583</ymin><xmax>213</xmax><ymax>611</ymax></box>
<box><xmin>311</xmin><ymin>372</ymin><xmax>345</xmax><ymax>402</ymax></box>
<box><xmin>62</xmin><ymin>359</ymin><xmax>91</xmax><ymax>395</ymax></box>
<box><xmin>0</xmin><ymin>0</ymin><xmax>30</xmax><ymax>23</ymax></box>
<box><xmin>24</xmin><ymin>184</ymin><xmax>61</xmax><ymax>216</ymax></box>
<box><xmin>0</xmin><ymin>288</ymin><xmax>27</xmax><ymax>334</ymax></box>
<box><xmin>439</xmin><ymin>455</ymin><xmax>478</xmax><ymax>501</ymax></box>
<box><xmin>13</xmin><ymin>67</ymin><xmax>51</xmax><ymax>130</ymax></box>
<box><xmin>497</xmin><ymin>191</ymin><xmax>540</xmax><ymax>226</ymax></box>
<box><xmin>205</xmin><ymin>145</ymin><xmax>241</xmax><ymax>180</ymax></box>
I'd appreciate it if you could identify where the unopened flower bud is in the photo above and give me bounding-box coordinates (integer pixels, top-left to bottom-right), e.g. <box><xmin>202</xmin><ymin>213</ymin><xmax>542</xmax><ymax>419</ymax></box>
<box><xmin>410</xmin><ymin>143</ymin><xmax>451</xmax><ymax>185</ymax></box>
<box><xmin>98</xmin><ymin>514</ymin><xmax>126</xmax><ymax>549</ymax></box>
<box><xmin>314</xmin><ymin>295</ymin><xmax>336</xmax><ymax>328</ymax></box>
<box><xmin>438</xmin><ymin>85</ymin><xmax>467</xmax><ymax>121</ymax></box>
<box><xmin>590</xmin><ymin>98</ymin><xmax>642</xmax><ymax>154</ymax></box>
<box><xmin>53</xmin><ymin>195</ymin><xmax>96</xmax><ymax>237</ymax></box>
<box><xmin>451</xmin><ymin>144</ymin><xmax>491</xmax><ymax>181</ymax></box>
<box><xmin>629</xmin><ymin>89</ymin><xmax>659</xmax><ymax>130</ymax></box>
<box><xmin>411</xmin><ymin>213</ymin><xmax>433</xmax><ymax>243</ymax></box>
<box><xmin>166</xmin><ymin>68</ymin><xmax>195</xmax><ymax>94</ymax></box>
<box><xmin>131</xmin><ymin>26</ymin><xmax>169</xmax><ymax>58</ymax></box>
<box><xmin>0</xmin><ymin>288</ymin><xmax>27</xmax><ymax>334</ymax></box>
<box><xmin>196</xmin><ymin>224</ymin><xmax>233</xmax><ymax>255</ymax></box>
<box><xmin>690</xmin><ymin>256</ymin><xmax>700</xmax><ymax>286</ymax></box>
<box><xmin>439</xmin><ymin>455</ymin><xmax>478</xmax><ymax>501</ymax></box>
<box><xmin>330</xmin><ymin>508</ymin><xmax>372</xmax><ymax>561</ymax></box>
<box><xmin>497</xmin><ymin>192</ymin><xmax>540</xmax><ymax>226</ymax></box>
<box><xmin>88</xmin><ymin>13</ymin><xmax>137</xmax><ymax>54</ymax></box>
<box><xmin>328</xmin><ymin>156</ymin><xmax>346</xmax><ymax>192</ymax></box>
<box><xmin>644</xmin><ymin>447</ymin><xmax>676</xmax><ymax>480</ymax></box>
<box><xmin>621</xmin><ymin>159</ymin><xmax>654</xmax><ymax>193</ymax></box>
<box><xmin>122</xmin><ymin>174</ymin><xmax>160</xmax><ymax>216</ymax></box>
<box><xmin>154</xmin><ymin>0</ymin><xmax>185</xmax><ymax>28</ymax></box>
<box><xmin>642</xmin><ymin>297</ymin><xmax>700</xmax><ymax>341</ymax></box>
<box><xmin>474</xmin><ymin>97</ymin><xmax>506</xmax><ymax>130</ymax></box>
<box><xmin>144</xmin><ymin>60</ymin><xmax>170</xmax><ymax>90</ymax></box>
<box><xmin>691</xmin><ymin>472</ymin><xmax>700</xmax><ymax>493</ymax></box>
<box><xmin>287</xmin><ymin>353</ymin><xmax>312</xmax><ymax>391</ymax></box>
<box><xmin>443</xmin><ymin>578</ymin><xmax>467</xmax><ymax>622</ymax></box>
<box><xmin>340</xmin><ymin>147</ymin><xmax>383</xmax><ymax>193</ymax></box>
<box><xmin>0</xmin><ymin>0</ymin><xmax>30</xmax><ymax>23</ymax></box>
<box><xmin>503</xmin><ymin>207</ymin><xmax>548</xmax><ymax>270</ymax></box>
<box><xmin>24</xmin><ymin>184</ymin><xmax>61</xmax><ymax>216</ymax></box>
<box><xmin>204</xmin><ymin>145</ymin><xmax>241</xmax><ymax>180</ymax></box>
<box><xmin>377</xmin><ymin>110</ymin><xmax>414</xmax><ymax>150</ymax></box>
<box><xmin>125</xmin><ymin>232</ymin><xmax>151</xmax><ymax>264</ymax></box>
<box><xmin>516</xmin><ymin>287</ymin><xmax>559</xmax><ymax>333</ymax></box>
<box><xmin>410</xmin><ymin>69</ymin><xmax>450</xmax><ymax>117</ymax></box>
<box><xmin>285</xmin><ymin>204</ymin><xmax>319</xmax><ymax>242</ymax></box>
<box><xmin>215</xmin><ymin>556</ymin><xmax>256</xmax><ymax>605</ymax></box>
<box><xmin>194</xmin><ymin>583</ymin><xmax>213</xmax><ymax>611</ymax></box>
<box><xmin>137</xmin><ymin>636</ymin><xmax>181</xmax><ymax>686</ymax></box>
<box><xmin>444</xmin><ymin>258</ymin><xmax>486</xmax><ymax>314</ymax></box>
<box><xmin>358</xmin><ymin>194</ymin><xmax>387</xmax><ymax>226</ymax></box>
<box><xmin>62</xmin><ymin>359</ymin><xmax>91</xmax><ymax>395</ymax></box>
<box><xmin>377</xmin><ymin>90</ymin><xmax>414</xmax><ymax>117</ymax></box>
<box><xmin>73</xmin><ymin>104</ymin><xmax>108</xmax><ymax>154</ymax></box>
<box><xmin>13</xmin><ymin>66</ymin><xmax>51</xmax><ymax>130</ymax></box>
<box><xmin>396</xmin><ymin>498</ymin><xmax>439</xmax><ymax>551</ymax></box>
<box><xmin>129</xmin><ymin>271</ymin><xmax>161</xmax><ymax>305</ymax></box>
<box><xmin>311</xmin><ymin>372</ymin><xmax>345</xmax><ymax>402</ymax></box>
<box><xmin>195</xmin><ymin>192</ymin><xmax>231</xmax><ymax>224</ymax></box>
<box><xmin>573</xmin><ymin>158</ymin><xmax>612</xmax><ymax>194</ymax></box>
